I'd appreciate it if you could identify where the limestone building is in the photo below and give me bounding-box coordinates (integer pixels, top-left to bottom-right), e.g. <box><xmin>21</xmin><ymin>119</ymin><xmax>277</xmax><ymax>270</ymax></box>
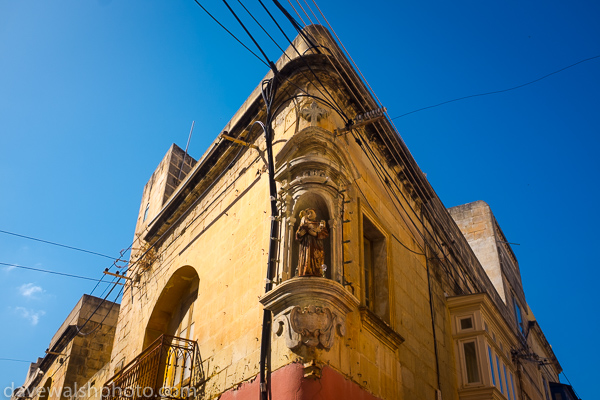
<box><xmin>11</xmin><ymin>295</ymin><xmax>119</xmax><ymax>400</ymax></box>
<box><xmin>13</xmin><ymin>25</ymin><xmax>578</xmax><ymax>400</ymax></box>
<box><xmin>99</xmin><ymin>25</ymin><xmax>574</xmax><ymax>399</ymax></box>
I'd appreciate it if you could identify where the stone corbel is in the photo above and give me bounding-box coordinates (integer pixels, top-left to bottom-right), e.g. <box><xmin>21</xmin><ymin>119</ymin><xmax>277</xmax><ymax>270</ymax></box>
<box><xmin>261</xmin><ymin>277</ymin><xmax>359</xmax><ymax>351</ymax></box>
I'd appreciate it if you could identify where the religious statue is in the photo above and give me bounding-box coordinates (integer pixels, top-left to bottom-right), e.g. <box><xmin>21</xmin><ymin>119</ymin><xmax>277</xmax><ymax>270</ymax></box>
<box><xmin>295</xmin><ymin>208</ymin><xmax>329</xmax><ymax>277</ymax></box>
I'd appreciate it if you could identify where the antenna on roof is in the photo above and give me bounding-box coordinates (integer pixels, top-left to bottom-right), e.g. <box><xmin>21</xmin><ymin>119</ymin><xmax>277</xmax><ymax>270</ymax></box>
<box><xmin>177</xmin><ymin>121</ymin><xmax>195</xmax><ymax>184</ymax></box>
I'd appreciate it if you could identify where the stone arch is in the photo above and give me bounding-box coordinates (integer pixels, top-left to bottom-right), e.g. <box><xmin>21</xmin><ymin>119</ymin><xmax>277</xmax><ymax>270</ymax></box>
<box><xmin>143</xmin><ymin>265</ymin><xmax>199</xmax><ymax>349</ymax></box>
<box><xmin>274</xmin><ymin>126</ymin><xmax>360</xmax><ymax>185</ymax></box>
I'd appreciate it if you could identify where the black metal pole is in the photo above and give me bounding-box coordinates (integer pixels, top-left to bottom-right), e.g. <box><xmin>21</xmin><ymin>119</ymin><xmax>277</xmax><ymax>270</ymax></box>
<box><xmin>259</xmin><ymin>76</ymin><xmax>279</xmax><ymax>400</ymax></box>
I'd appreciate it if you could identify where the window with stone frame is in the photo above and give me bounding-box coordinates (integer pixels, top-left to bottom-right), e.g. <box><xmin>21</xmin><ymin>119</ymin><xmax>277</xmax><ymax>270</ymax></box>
<box><xmin>513</xmin><ymin>295</ymin><xmax>524</xmax><ymax>335</ymax></box>
<box><xmin>487</xmin><ymin>340</ymin><xmax>517</xmax><ymax>400</ymax></box>
<box><xmin>461</xmin><ymin>340</ymin><xmax>482</xmax><ymax>384</ymax></box>
<box><xmin>362</xmin><ymin>214</ymin><xmax>389</xmax><ymax>323</ymax></box>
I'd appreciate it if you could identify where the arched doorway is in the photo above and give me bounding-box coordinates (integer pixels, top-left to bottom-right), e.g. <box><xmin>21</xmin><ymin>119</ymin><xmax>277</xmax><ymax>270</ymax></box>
<box><xmin>144</xmin><ymin>266</ymin><xmax>199</xmax><ymax>395</ymax></box>
<box><xmin>144</xmin><ymin>266</ymin><xmax>198</xmax><ymax>347</ymax></box>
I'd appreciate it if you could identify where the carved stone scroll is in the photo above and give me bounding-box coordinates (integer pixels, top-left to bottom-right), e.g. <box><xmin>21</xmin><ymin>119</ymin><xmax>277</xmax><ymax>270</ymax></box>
<box><xmin>261</xmin><ymin>277</ymin><xmax>358</xmax><ymax>351</ymax></box>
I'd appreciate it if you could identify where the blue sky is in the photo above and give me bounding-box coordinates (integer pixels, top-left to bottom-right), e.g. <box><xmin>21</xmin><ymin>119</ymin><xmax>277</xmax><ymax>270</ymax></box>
<box><xmin>1</xmin><ymin>0</ymin><xmax>598</xmax><ymax>397</ymax></box>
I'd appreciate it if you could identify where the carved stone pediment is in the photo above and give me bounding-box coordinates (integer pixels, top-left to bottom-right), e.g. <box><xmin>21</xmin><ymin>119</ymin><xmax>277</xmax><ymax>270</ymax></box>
<box><xmin>274</xmin><ymin>127</ymin><xmax>360</xmax><ymax>187</ymax></box>
<box><xmin>260</xmin><ymin>277</ymin><xmax>359</xmax><ymax>351</ymax></box>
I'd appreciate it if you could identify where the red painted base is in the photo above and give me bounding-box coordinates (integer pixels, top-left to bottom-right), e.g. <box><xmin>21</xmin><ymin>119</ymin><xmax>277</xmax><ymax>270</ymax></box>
<box><xmin>219</xmin><ymin>363</ymin><xmax>381</xmax><ymax>400</ymax></box>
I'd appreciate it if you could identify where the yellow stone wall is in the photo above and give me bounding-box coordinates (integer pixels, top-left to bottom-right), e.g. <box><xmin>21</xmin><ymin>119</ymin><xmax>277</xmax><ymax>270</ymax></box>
<box><xmin>108</xmin><ymin>76</ymin><xmax>464</xmax><ymax>400</ymax></box>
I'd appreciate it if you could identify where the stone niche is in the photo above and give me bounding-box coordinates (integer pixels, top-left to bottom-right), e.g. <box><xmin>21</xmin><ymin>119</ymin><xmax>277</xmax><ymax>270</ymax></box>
<box><xmin>260</xmin><ymin>277</ymin><xmax>359</xmax><ymax>351</ymax></box>
<box><xmin>274</xmin><ymin>125</ymin><xmax>359</xmax><ymax>285</ymax></box>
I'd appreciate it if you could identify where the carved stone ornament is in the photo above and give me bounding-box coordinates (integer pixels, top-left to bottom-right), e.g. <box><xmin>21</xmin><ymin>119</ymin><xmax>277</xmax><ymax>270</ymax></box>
<box><xmin>300</xmin><ymin>102</ymin><xmax>329</xmax><ymax>127</ymax></box>
<box><xmin>260</xmin><ymin>277</ymin><xmax>359</xmax><ymax>351</ymax></box>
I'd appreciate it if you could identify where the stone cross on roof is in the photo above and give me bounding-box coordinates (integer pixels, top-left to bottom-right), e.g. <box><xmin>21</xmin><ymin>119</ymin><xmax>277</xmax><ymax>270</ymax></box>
<box><xmin>300</xmin><ymin>102</ymin><xmax>329</xmax><ymax>127</ymax></box>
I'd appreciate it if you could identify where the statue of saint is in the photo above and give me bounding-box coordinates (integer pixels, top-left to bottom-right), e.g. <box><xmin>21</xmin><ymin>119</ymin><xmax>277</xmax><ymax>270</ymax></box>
<box><xmin>295</xmin><ymin>208</ymin><xmax>329</xmax><ymax>277</ymax></box>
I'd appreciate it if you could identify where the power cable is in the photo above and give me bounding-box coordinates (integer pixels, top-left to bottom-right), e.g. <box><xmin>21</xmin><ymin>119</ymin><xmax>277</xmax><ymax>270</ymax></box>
<box><xmin>236</xmin><ymin>0</ymin><xmax>346</xmax><ymax>118</ymax></box>
<box><xmin>236</xmin><ymin>0</ymin><xmax>287</xmax><ymax>55</ymax></box>
<box><xmin>0</xmin><ymin>229</ymin><xmax>117</xmax><ymax>260</ymax></box>
<box><xmin>0</xmin><ymin>358</ymin><xmax>31</xmax><ymax>363</ymax></box>
<box><xmin>279</xmin><ymin>8</ymin><xmax>478</xmax><ymax>293</ymax></box>
<box><xmin>221</xmin><ymin>0</ymin><xmax>277</xmax><ymax>70</ymax></box>
<box><xmin>0</xmin><ymin>261</ymin><xmax>115</xmax><ymax>283</ymax></box>
<box><xmin>351</xmin><ymin>126</ymin><xmax>478</xmax><ymax>293</ymax></box>
<box><xmin>298</xmin><ymin>12</ymin><xmax>481</xmax><ymax>293</ymax></box>
<box><xmin>190</xmin><ymin>0</ymin><xmax>269</xmax><ymax>67</ymax></box>
<box><xmin>302</xmin><ymin>0</ymin><xmax>322</xmax><ymax>26</ymax></box>
<box><xmin>270</xmin><ymin>0</ymin><xmax>306</xmax><ymax>37</ymax></box>
<box><xmin>560</xmin><ymin>371</ymin><xmax>581</xmax><ymax>399</ymax></box>
<box><xmin>257</xmin><ymin>0</ymin><xmax>351</xmax><ymax>122</ymax></box>
<box><xmin>287</xmin><ymin>0</ymin><xmax>306</xmax><ymax>26</ymax></box>
<box><xmin>294</xmin><ymin>0</ymin><xmax>314</xmax><ymax>25</ymax></box>
<box><xmin>19</xmin><ymin>276</ymin><xmax>123</xmax><ymax>392</ymax></box>
<box><xmin>0</xmin><ymin>226</ymin><xmax>133</xmax><ymax>299</ymax></box>
<box><xmin>391</xmin><ymin>54</ymin><xmax>600</xmax><ymax>120</ymax></box>
<box><xmin>311</xmin><ymin>0</ymin><xmax>383</xmax><ymax>107</ymax></box>
<box><xmin>352</xmin><ymin>131</ymin><xmax>472</xmax><ymax>293</ymax></box>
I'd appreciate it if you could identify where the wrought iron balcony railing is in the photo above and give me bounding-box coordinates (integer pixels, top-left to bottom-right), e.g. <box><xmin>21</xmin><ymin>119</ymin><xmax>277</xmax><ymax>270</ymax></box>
<box><xmin>103</xmin><ymin>335</ymin><xmax>200</xmax><ymax>400</ymax></box>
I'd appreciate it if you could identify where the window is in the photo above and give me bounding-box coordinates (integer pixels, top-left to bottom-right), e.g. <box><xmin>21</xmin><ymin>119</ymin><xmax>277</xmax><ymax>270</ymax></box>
<box><xmin>510</xmin><ymin>373</ymin><xmax>516</xmax><ymax>400</ymax></box>
<box><xmin>496</xmin><ymin>355</ymin><xmax>504</xmax><ymax>394</ymax></box>
<box><xmin>172</xmin><ymin>303</ymin><xmax>195</xmax><ymax>386</ymax></box>
<box><xmin>143</xmin><ymin>203</ymin><xmax>150</xmax><ymax>222</ymax></box>
<box><xmin>463</xmin><ymin>341</ymin><xmax>481</xmax><ymax>383</ymax></box>
<box><xmin>513</xmin><ymin>297</ymin><xmax>524</xmax><ymax>335</ymax></box>
<box><xmin>488</xmin><ymin>346</ymin><xmax>496</xmax><ymax>386</ymax></box>
<box><xmin>460</xmin><ymin>317</ymin><xmax>474</xmax><ymax>331</ymax></box>
<box><xmin>542</xmin><ymin>376</ymin><xmax>551</xmax><ymax>400</ymax></box>
<box><xmin>362</xmin><ymin>215</ymin><xmax>389</xmax><ymax>323</ymax></box>
<box><xmin>504</xmin><ymin>364</ymin><xmax>511</xmax><ymax>400</ymax></box>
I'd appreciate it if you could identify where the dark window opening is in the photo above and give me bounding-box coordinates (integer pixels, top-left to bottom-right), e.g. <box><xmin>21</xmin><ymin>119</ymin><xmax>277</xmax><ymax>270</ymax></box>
<box><xmin>362</xmin><ymin>215</ymin><xmax>389</xmax><ymax>323</ymax></box>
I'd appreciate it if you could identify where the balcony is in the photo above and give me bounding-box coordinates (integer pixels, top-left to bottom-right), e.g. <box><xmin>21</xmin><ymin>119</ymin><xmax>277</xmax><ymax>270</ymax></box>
<box><xmin>103</xmin><ymin>335</ymin><xmax>200</xmax><ymax>400</ymax></box>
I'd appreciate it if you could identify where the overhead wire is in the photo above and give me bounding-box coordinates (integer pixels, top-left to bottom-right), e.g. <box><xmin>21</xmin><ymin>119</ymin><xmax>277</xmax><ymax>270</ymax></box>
<box><xmin>287</xmin><ymin>2</ymin><xmax>473</xmax><ymax>291</ymax></box>
<box><xmin>301</xmin><ymin>2</ymin><xmax>482</xmax><ymax>293</ymax></box>
<box><xmin>294</xmin><ymin>0</ymin><xmax>314</xmax><ymax>25</ymax></box>
<box><xmin>190</xmin><ymin>0</ymin><xmax>269</xmax><ymax>67</ymax></box>
<box><xmin>0</xmin><ymin>221</ymin><xmax>137</xmax><ymax>298</ymax></box>
<box><xmin>255</xmin><ymin>0</ymin><xmax>350</xmax><ymax>122</ymax></box>
<box><xmin>390</xmin><ymin>53</ymin><xmax>600</xmax><ymax>120</ymax></box>
<box><xmin>310</xmin><ymin>0</ymin><xmax>383</xmax><ymax>107</ymax></box>
<box><xmin>234</xmin><ymin>1</ymin><xmax>351</xmax><ymax>126</ymax></box>
<box><xmin>560</xmin><ymin>371</ymin><xmax>581</xmax><ymax>399</ymax></box>
<box><xmin>0</xmin><ymin>261</ymin><xmax>116</xmax><ymax>284</ymax></box>
<box><xmin>350</xmin><ymin>124</ymin><xmax>471</xmax><ymax>292</ymax></box>
<box><xmin>0</xmin><ymin>225</ymin><xmax>128</xmax><ymax>297</ymax></box>
<box><xmin>236</xmin><ymin>0</ymin><xmax>287</xmax><ymax>55</ymax></box>
<box><xmin>302</xmin><ymin>0</ymin><xmax>322</xmax><ymax>26</ymax></box>
<box><xmin>18</xmin><ymin>271</ymin><xmax>124</xmax><ymax>389</ymax></box>
<box><xmin>258</xmin><ymin>0</ymin><xmax>350</xmax><ymax>115</ymax></box>
<box><xmin>287</xmin><ymin>0</ymin><xmax>306</xmax><ymax>26</ymax></box>
<box><xmin>221</xmin><ymin>0</ymin><xmax>277</xmax><ymax>70</ymax></box>
<box><xmin>0</xmin><ymin>229</ymin><xmax>118</xmax><ymax>260</ymax></box>
<box><xmin>269</xmin><ymin>2</ymin><xmax>455</xmax><ymax>282</ymax></box>
<box><xmin>39</xmin><ymin>279</ymin><xmax>123</xmax><ymax>384</ymax></box>
<box><xmin>10</xmin><ymin>2</ymin><xmax>288</xmax><ymax>377</ymax></box>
